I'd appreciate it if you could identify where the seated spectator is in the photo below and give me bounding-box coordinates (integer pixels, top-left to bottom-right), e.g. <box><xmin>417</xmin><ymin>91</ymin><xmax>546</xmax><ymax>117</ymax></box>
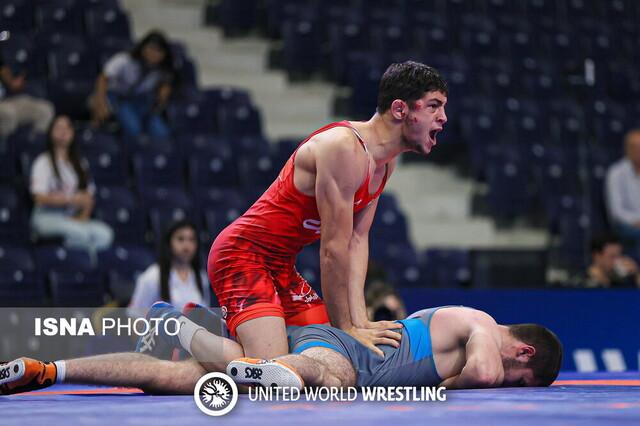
<box><xmin>30</xmin><ymin>115</ymin><xmax>113</xmax><ymax>263</ymax></box>
<box><xmin>586</xmin><ymin>234</ymin><xmax>640</xmax><ymax>288</ymax></box>
<box><xmin>90</xmin><ymin>30</ymin><xmax>175</xmax><ymax>139</ymax></box>
<box><xmin>606</xmin><ymin>129</ymin><xmax>640</xmax><ymax>259</ymax></box>
<box><xmin>365</xmin><ymin>281</ymin><xmax>407</xmax><ymax>321</ymax></box>
<box><xmin>0</xmin><ymin>50</ymin><xmax>54</xmax><ymax>138</ymax></box>
<box><xmin>128</xmin><ymin>220</ymin><xmax>209</xmax><ymax>317</ymax></box>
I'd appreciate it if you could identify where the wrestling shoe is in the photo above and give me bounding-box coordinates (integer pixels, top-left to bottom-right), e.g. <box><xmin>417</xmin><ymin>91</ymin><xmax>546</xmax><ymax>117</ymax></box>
<box><xmin>0</xmin><ymin>357</ymin><xmax>57</xmax><ymax>395</ymax></box>
<box><xmin>134</xmin><ymin>301</ymin><xmax>182</xmax><ymax>359</ymax></box>
<box><xmin>226</xmin><ymin>358</ymin><xmax>304</xmax><ymax>389</ymax></box>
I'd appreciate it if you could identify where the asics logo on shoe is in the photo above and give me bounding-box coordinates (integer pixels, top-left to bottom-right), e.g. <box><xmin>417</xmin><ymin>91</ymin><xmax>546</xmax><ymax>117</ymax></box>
<box><xmin>244</xmin><ymin>367</ymin><xmax>263</xmax><ymax>380</ymax></box>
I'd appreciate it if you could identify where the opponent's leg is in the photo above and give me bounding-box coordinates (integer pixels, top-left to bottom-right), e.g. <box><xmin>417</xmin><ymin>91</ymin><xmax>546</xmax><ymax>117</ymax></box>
<box><xmin>136</xmin><ymin>302</ymin><xmax>245</xmax><ymax>372</ymax></box>
<box><xmin>1</xmin><ymin>353</ymin><xmax>205</xmax><ymax>395</ymax></box>
<box><xmin>65</xmin><ymin>353</ymin><xmax>205</xmax><ymax>394</ymax></box>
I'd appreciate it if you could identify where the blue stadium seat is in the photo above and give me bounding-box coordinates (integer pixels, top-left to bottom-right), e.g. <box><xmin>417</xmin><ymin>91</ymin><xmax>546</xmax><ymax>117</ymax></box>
<box><xmin>0</xmin><ymin>269</ymin><xmax>47</xmax><ymax>306</ymax></box>
<box><xmin>96</xmin><ymin>36</ymin><xmax>133</xmax><ymax>68</ymax></box>
<box><xmin>168</xmin><ymin>98</ymin><xmax>218</xmax><ymax>135</ymax></box>
<box><xmin>420</xmin><ymin>248</ymin><xmax>471</xmax><ymax>288</ymax></box>
<box><xmin>84</xmin><ymin>5</ymin><xmax>131</xmax><ymax>40</ymax></box>
<box><xmin>49</xmin><ymin>270</ymin><xmax>105</xmax><ymax>306</ymax></box>
<box><xmin>77</xmin><ymin>126</ymin><xmax>121</xmax><ymax>154</ymax></box>
<box><xmin>281</xmin><ymin>18</ymin><xmax>322</xmax><ymax>77</ymax></box>
<box><xmin>193</xmin><ymin>188</ymin><xmax>248</xmax><ymax>212</ymax></box>
<box><xmin>148</xmin><ymin>205</ymin><xmax>195</xmax><ymax>240</ymax></box>
<box><xmin>203</xmin><ymin>87</ymin><xmax>252</xmax><ymax>110</ymax></box>
<box><xmin>95</xmin><ymin>204</ymin><xmax>146</xmax><ymax>245</ymax></box>
<box><xmin>47</xmin><ymin>77</ymin><xmax>95</xmax><ymax>117</ymax></box>
<box><xmin>36</xmin><ymin>0</ymin><xmax>83</xmax><ymax>34</ymax></box>
<box><xmin>99</xmin><ymin>243</ymin><xmax>155</xmax><ymax>303</ymax></box>
<box><xmin>178</xmin><ymin>133</ymin><xmax>231</xmax><ymax>157</ymax></box>
<box><xmin>99</xmin><ymin>244</ymin><xmax>155</xmax><ymax>278</ymax></box>
<box><xmin>34</xmin><ymin>246</ymin><xmax>93</xmax><ymax>275</ymax></box>
<box><xmin>218</xmin><ymin>104</ymin><xmax>262</xmax><ymax>138</ymax></box>
<box><xmin>48</xmin><ymin>44</ymin><xmax>97</xmax><ymax>81</ymax></box>
<box><xmin>1</xmin><ymin>0</ymin><xmax>35</xmax><ymax>32</ymax></box>
<box><xmin>139</xmin><ymin>186</ymin><xmax>191</xmax><ymax>210</ymax></box>
<box><xmin>379</xmin><ymin>242</ymin><xmax>422</xmax><ymax>287</ymax></box>
<box><xmin>188</xmin><ymin>148</ymin><xmax>239</xmax><ymax>191</ymax></box>
<box><xmin>370</xmin><ymin>204</ymin><xmax>410</xmax><ymax>246</ymax></box>
<box><xmin>0</xmin><ymin>244</ymin><xmax>35</xmax><ymax>271</ymax></box>
<box><xmin>202</xmin><ymin>203</ymin><xmax>244</xmax><ymax>238</ymax></box>
<box><xmin>0</xmin><ymin>186</ymin><xmax>29</xmax><ymax>243</ymax></box>
<box><xmin>133</xmin><ymin>152</ymin><xmax>184</xmax><ymax>189</ymax></box>
<box><xmin>238</xmin><ymin>152</ymin><xmax>278</xmax><ymax>195</ymax></box>
<box><xmin>327</xmin><ymin>22</ymin><xmax>369</xmax><ymax>83</ymax></box>
<box><xmin>0</xmin><ymin>136</ymin><xmax>14</xmax><ymax>183</ymax></box>
<box><xmin>0</xmin><ymin>33</ymin><xmax>48</xmax><ymax>79</ymax></box>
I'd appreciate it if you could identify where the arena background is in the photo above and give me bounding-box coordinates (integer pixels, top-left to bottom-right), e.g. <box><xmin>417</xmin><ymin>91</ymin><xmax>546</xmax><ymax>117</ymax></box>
<box><xmin>1</xmin><ymin>0</ymin><xmax>639</xmax><ymax>424</ymax></box>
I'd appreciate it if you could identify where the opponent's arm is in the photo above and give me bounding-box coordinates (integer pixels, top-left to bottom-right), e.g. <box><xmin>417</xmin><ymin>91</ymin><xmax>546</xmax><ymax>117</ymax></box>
<box><xmin>440</xmin><ymin>317</ymin><xmax>504</xmax><ymax>389</ymax></box>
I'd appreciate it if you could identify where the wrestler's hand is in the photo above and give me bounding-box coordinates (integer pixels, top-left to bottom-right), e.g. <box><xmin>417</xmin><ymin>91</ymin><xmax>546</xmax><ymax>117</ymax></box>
<box><xmin>346</xmin><ymin>322</ymin><xmax>403</xmax><ymax>358</ymax></box>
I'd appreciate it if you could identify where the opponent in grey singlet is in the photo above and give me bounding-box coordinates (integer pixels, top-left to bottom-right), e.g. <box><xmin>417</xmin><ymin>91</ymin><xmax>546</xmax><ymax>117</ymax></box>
<box><xmin>288</xmin><ymin>307</ymin><xmax>446</xmax><ymax>387</ymax></box>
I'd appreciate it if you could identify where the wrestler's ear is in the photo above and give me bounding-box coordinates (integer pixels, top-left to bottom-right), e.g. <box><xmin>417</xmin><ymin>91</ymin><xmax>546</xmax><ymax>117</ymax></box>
<box><xmin>390</xmin><ymin>99</ymin><xmax>408</xmax><ymax>120</ymax></box>
<box><xmin>517</xmin><ymin>345</ymin><xmax>536</xmax><ymax>361</ymax></box>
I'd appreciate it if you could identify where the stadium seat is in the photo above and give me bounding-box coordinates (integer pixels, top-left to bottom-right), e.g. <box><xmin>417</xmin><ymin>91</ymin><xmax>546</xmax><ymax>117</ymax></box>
<box><xmin>421</xmin><ymin>248</ymin><xmax>471</xmax><ymax>288</ymax></box>
<box><xmin>188</xmin><ymin>148</ymin><xmax>239</xmax><ymax>191</ymax></box>
<box><xmin>49</xmin><ymin>270</ymin><xmax>105</xmax><ymax>306</ymax></box>
<box><xmin>133</xmin><ymin>152</ymin><xmax>184</xmax><ymax>189</ymax></box>
<box><xmin>0</xmin><ymin>186</ymin><xmax>29</xmax><ymax>243</ymax></box>
<box><xmin>84</xmin><ymin>5</ymin><xmax>131</xmax><ymax>40</ymax></box>
<box><xmin>1</xmin><ymin>0</ymin><xmax>34</xmax><ymax>32</ymax></box>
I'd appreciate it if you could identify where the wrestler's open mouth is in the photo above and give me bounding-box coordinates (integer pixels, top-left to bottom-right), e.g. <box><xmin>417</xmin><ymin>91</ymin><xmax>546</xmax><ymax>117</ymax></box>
<box><xmin>429</xmin><ymin>128</ymin><xmax>442</xmax><ymax>143</ymax></box>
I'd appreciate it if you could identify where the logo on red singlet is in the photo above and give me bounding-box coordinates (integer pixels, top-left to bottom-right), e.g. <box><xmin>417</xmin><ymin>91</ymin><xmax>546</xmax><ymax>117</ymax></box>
<box><xmin>291</xmin><ymin>281</ymin><xmax>320</xmax><ymax>303</ymax></box>
<box><xmin>302</xmin><ymin>219</ymin><xmax>321</xmax><ymax>234</ymax></box>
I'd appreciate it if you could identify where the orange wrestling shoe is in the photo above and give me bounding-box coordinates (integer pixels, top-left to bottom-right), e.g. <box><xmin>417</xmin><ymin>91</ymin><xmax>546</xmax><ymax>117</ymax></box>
<box><xmin>0</xmin><ymin>357</ymin><xmax>57</xmax><ymax>395</ymax></box>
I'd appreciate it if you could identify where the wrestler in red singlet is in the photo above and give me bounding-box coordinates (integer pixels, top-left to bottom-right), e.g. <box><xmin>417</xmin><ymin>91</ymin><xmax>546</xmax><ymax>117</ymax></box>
<box><xmin>208</xmin><ymin>121</ymin><xmax>388</xmax><ymax>335</ymax></box>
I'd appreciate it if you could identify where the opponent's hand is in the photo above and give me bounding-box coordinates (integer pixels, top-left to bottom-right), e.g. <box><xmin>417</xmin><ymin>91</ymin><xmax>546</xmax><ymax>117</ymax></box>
<box><xmin>345</xmin><ymin>322</ymin><xmax>403</xmax><ymax>358</ymax></box>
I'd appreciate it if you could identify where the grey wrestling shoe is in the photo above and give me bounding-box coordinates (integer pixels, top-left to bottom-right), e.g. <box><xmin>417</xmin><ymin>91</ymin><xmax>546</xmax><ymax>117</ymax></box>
<box><xmin>134</xmin><ymin>301</ymin><xmax>181</xmax><ymax>359</ymax></box>
<box><xmin>226</xmin><ymin>358</ymin><xmax>304</xmax><ymax>389</ymax></box>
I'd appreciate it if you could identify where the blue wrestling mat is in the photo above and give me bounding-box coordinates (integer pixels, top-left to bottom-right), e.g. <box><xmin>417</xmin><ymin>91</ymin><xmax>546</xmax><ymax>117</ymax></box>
<box><xmin>1</xmin><ymin>372</ymin><xmax>639</xmax><ymax>425</ymax></box>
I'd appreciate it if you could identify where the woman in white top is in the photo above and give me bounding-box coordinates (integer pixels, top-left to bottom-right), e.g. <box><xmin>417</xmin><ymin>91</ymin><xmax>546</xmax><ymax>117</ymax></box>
<box><xmin>128</xmin><ymin>220</ymin><xmax>209</xmax><ymax>316</ymax></box>
<box><xmin>30</xmin><ymin>115</ymin><xmax>114</xmax><ymax>263</ymax></box>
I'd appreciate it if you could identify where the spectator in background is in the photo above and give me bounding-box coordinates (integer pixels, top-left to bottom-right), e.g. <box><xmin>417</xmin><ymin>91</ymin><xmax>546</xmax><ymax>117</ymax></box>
<box><xmin>128</xmin><ymin>220</ymin><xmax>210</xmax><ymax>317</ymax></box>
<box><xmin>365</xmin><ymin>281</ymin><xmax>407</xmax><ymax>321</ymax></box>
<box><xmin>30</xmin><ymin>115</ymin><xmax>113</xmax><ymax>263</ymax></box>
<box><xmin>606</xmin><ymin>129</ymin><xmax>640</xmax><ymax>259</ymax></box>
<box><xmin>586</xmin><ymin>234</ymin><xmax>640</xmax><ymax>288</ymax></box>
<box><xmin>0</xmin><ymin>50</ymin><xmax>54</xmax><ymax>138</ymax></box>
<box><xmin>90</xmin><ymin>30</ymin><xmax>175</xmax><ymax>139</ymax></box>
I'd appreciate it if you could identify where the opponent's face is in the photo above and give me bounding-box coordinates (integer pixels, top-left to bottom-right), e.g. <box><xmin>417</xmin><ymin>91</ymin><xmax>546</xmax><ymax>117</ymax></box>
<box><xmin>594</xmin><ymin>243</ymin><xmax>623</xmax><ymax>274</ymax></box>
<box><xmin>400</xmin><ymin>91</ymin><xmax>447</xmax><ymax>155</ymax></box>
<box><xmin>51</xmin><ymin>116</ymin><xmax>74</xmax><ymax>149</ymax></box>
<box><xmin>170</xmin><ymin>226</ymin><xmax>197</xmax><ymax>264</ymax></box>
<box><xmin>501</xmin><ymin>362</ymin><xmax>537</xmax><ymax>387</ymax></box>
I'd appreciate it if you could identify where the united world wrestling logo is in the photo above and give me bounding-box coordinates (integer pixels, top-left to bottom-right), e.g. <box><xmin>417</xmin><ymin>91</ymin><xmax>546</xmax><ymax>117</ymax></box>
<box><xmin>194</xmin><ymin>372</ymin><xmax>238</xmax><ymax>416</ymax></box>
